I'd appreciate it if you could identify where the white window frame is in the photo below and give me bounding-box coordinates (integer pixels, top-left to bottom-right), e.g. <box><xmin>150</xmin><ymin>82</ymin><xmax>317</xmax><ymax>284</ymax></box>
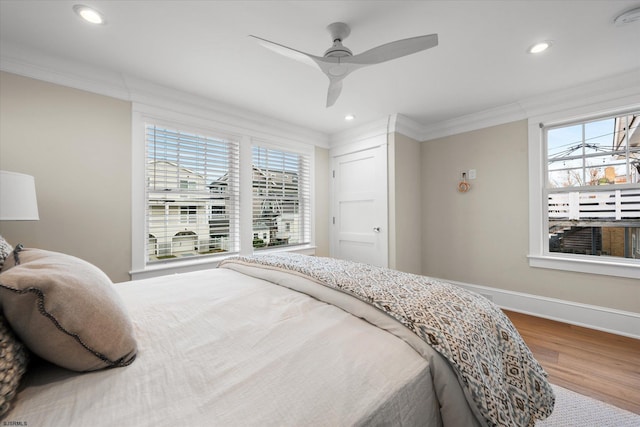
<box><xmin>131</xmin><ymin>104</ymin><xmax>316</xmax><ymax>280</ymax></box>
<box><xmin>528</xmin><ymin>101</ymin><xmax>640</xmax><ymax>280</ymax></box>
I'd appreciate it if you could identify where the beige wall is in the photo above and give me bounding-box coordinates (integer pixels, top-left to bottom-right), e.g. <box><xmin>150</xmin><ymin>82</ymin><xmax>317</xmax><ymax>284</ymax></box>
<box><xmin>0</xmin><ymin>72</ymin><xmax>133</xmax><ymax>282</ymax></box>
<box><xmin>421</xmin><ymin>120</ymin><xmax>639</xmax><ymax>313</ymax></box>
<box><xmin>389</xmin><ymin>132</ymin><xmax>422</xmax><ymax>274</ymax></box>
<box><xmin>0</xmin><ymin>72</ymin><xmax>331</xmax><ymax>281</ymax></box>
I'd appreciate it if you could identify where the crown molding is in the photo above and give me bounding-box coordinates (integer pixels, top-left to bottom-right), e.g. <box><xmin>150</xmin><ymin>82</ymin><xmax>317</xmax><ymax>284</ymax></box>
<box><xmin>0</xmin><ymin>41</ymin><xmax>329</xmax><ymax>149</ymax></box>
<box><xmin>336</xmin><ymin>69</ymin><xmax>640</xmax><ymax>146</ymax></box>
<box><xmin>329</xmin><ymin>115</ymin><xmax>391</xmax><ymax>148</ymax></box>
<box><xmin>124</xmin><ymin>75</ymin><xmax>329</xmax><ymax>148</ymax></box>
<box><xmin>520</xmin><ymin>69</ymin><xmax>640</xmax><ymax>120</ymax></box>
<box><xmin>0</xmin><ymin>42</ymin><xmax>131</xmax><ymax>101</ymax></box>
<box><xmin>419</xmin><ymin>102</ymin><xmax>528</xmax><ymax>142</ymax></box>
<box><xmin>419</xmin><ymin>68</ymin><xmax>640</xmax><ymax>142</ymax></box>
<box><xmin>390</xmin><ymin>114</ymin><xmax>425</xmax><ymax>141</ymax></box>
<box><xmin>3</xmin><ymin>41</ymin><xmax>638</xmax><ymax>148</ymax></box>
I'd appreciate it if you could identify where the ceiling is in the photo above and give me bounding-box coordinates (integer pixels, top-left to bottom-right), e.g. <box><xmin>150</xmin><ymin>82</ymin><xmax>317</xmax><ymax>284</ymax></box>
<box><xmin>1</xmin><ymin>1</ymin><xmax>639</xmax><ymax>138</ymax></box>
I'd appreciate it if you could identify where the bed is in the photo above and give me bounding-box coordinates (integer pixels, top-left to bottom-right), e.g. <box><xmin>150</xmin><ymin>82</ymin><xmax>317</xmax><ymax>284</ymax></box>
<box><xmin>0</xmin><ymin>245</ymin><xmax>554</xmax><ymax>427</ymax></box>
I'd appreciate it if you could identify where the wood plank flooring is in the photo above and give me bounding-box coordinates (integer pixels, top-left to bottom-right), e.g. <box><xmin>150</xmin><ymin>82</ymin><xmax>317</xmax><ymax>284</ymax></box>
<box><xmin>503</xmin><ymin>310</ymin><xmax>640</xmax><ymax>415</ymax></box>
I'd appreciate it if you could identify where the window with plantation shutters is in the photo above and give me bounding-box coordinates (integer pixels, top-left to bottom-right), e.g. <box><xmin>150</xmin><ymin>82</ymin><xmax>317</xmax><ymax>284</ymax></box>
<box><xmin>252</xmin><ymin>145</ymin><xmax>311</xmax><ymax>250</ymax></box>
<box><xmin>145</xmin><ymin>125</ymin><xmax>239</xmax><ymax>263</ymax></box>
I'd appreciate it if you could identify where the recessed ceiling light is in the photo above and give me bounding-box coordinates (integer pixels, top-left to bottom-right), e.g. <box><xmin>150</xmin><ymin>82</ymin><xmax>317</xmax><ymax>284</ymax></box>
<box><xmin>73</xmin><ymin>4</ymin><xmax>106</xmax><ymax>25</ymax></box>
<box><xmin>345</xmin><ymin>114</ymin><xmax>355</xmax><ymax>121</ymax></box>
<box><xmin>528</xmin><ymin>41</ymin><xmax>552</xmax><ymax>54</ymax></box>
<box><xmin>614</xmin><ymin>6</ymin><xmax>640</xmax><ymax>25</ymax></box>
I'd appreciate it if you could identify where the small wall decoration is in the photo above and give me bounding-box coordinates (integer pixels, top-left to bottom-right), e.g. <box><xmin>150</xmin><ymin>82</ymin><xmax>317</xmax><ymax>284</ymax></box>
<box><xmin>458</xmin><ymin>172</ymin><xmax>471</xmax><ymax>193</ymax></box>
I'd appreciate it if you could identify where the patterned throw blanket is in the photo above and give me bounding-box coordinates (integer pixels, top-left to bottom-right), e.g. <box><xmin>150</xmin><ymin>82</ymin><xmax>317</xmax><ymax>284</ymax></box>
<box><xmin>220</xmin><ymin>254</ymin><xmax>554</xmax><ymax>427</ymax></box>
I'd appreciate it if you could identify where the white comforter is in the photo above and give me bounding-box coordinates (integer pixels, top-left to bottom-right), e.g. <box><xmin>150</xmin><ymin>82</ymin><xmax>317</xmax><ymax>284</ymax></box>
<box><xmin>8</xmin><ymin>268</ymin><xmax>479</xmax><ymax>426</ymax></box>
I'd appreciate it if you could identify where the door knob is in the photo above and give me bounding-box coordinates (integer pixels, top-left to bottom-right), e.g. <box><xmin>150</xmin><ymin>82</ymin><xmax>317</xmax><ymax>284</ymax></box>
<box><xmin>373</xmin><ymin>227</ymin><xmax>381</xmax><ymax>232</ymax></box>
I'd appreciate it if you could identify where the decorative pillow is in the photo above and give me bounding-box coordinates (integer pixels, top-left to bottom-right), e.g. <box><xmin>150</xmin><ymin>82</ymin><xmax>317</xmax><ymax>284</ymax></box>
<box><xmin>0</xmin><ymin>235</ymin><xmax>12</xmax><ymax>272</ymax></box>
<box><xmin>0</xmin><ymin>314</ymin><xmax>29</xmax><ymax>418</ymax></box>
<box><xmin>0</xmin><ymin>248</ymin><xmax>137</xmax><ymax>372</ymax></box>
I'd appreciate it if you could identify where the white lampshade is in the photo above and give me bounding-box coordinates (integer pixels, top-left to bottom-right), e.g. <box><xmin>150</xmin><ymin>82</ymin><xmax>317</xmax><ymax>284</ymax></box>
<box><xmin>0</xmin><ymin>170</ymin><xmax>40</xmax><ymax>220</ymax></box>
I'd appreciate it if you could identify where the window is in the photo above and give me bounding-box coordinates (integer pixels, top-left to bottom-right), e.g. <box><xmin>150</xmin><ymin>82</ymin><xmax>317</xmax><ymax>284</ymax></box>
<box><xmin>252</xmin><ymin>145</ymin><xmax>311</xmax><ymax>250</ymax></box>
<box><xmin>547</xmin><ymin>114</ymin><xmax>639</xmax><ymax>188</ymax></box>
<box><xmin>180</xmin><ymin>205</ymin><xmax>197</xmax><ymax>224</ymax></box>
<box><xmin>180</xmin><ymin>180</ymin><xmax>196</xmax><ymax>190</ymax></box>
<box><xmin>132</xmin><ymin>106</ymin><xmax>316</xmax><ymax>278</ymax></box>
<box><xmin>145</xmin><ymin>125</ymin><xmax>239</xmax><ymax>263</ymax></box>
<box><xmin>530</xmin><ymin>109</ymin><xmax>640</xmax><ymax>278</ymax></box>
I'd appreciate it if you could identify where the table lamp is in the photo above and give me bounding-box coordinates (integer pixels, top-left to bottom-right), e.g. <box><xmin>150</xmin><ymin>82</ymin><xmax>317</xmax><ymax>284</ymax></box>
<box><xmin>0</xmin><ymin>170</ymin><xmax>40</xmax><ymax>220</ymax></box>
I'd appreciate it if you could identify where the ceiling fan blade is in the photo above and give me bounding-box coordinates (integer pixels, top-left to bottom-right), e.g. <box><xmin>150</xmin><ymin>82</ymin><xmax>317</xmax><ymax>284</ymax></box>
<box><xmin>326</xmin><ymin>79</ymin><xmax>343</xmax><ymax>107</ymax></box>
<box><xmin>347</xmin><ymin>34</ymin><xmax>438</xmax><ymax>65</ymax></box>
<box><xmin>249</xmin><ymin>35</ymin><xmax>324</xmax><ymax>70</ymax></box>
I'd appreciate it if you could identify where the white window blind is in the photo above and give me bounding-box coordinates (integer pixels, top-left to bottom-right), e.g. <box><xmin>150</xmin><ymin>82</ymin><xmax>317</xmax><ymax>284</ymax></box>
<box><xmin>252</xmin><ymin>145</ymin><xmax>311</xmax><ymax>250</ymax></box>
<box><xmin>145</xmin><ymin>124</ymin><xmax>239</xmax><ymax>263</ymax></box>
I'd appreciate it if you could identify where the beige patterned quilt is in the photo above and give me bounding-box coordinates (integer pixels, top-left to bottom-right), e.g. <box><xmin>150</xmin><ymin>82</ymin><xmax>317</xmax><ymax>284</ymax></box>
<box><xmin>220</xmin><ymin>254</ymin><xmax>555</xmax><ymax>427</ymax></box>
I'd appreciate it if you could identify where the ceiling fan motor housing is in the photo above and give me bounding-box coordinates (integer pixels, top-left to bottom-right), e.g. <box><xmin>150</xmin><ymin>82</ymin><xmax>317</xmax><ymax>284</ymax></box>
<box><xmin>324</xmin><ymin>41</ymin><xmax>353</xmax><ymax>58</ymax></box>
<box><xmin>324</xmin><ymin>22</ymin><xmax>353</xmax><ymax>57</ymax></box>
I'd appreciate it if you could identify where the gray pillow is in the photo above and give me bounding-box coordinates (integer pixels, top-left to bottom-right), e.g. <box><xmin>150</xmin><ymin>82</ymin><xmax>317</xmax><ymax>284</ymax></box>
<box><xmin>0</xmin><ymin>314</ymin><xmax>29</xmax><ymax>418</ymax></box>
<box><xmin>0</xmin><ymin>248</ymin><xmax>137</xmax><ymax>372</ymax></box>
<box><xmin>0</xmin><ymin>235</ymin><xmax>12</xmax><ymax>272</ymax></box>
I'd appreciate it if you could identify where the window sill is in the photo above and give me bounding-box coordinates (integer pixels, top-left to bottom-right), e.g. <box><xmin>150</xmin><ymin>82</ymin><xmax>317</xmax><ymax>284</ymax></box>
<box><xmin>252</xmin><ymin>244</ymin><xmax>316</xmax><ymax>257</ymax></box>
<box><xmin>129</xmin><ymin>245</ymin><xmax>316</xmax><ymax>281</ymax></box>
<box><xmin>528</xmin><ymin>254</ymin><xmax>640</xmax><ymax>279</ymax></box>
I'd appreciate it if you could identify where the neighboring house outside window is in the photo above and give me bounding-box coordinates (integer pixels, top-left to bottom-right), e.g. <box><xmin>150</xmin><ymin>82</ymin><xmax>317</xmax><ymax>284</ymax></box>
<box><xmin>145</xmin><ymin>125</ymin><xmax>239</xmax><ymax>262</ymax></box>
<box><xmin>529</xmin><ymin>108</ymin><xmax>640</xmax><ymax>278</ymax></box>
<box><xmin>251</xmin><ymin>145</ymin><xmax>311</xmax><ymax>250</ymax></box>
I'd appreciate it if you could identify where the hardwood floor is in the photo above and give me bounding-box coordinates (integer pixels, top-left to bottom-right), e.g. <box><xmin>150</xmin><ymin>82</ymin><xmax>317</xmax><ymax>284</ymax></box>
<box><xmin>503</xmin><ymin>310</ymin><xmax>640</xmax><ymax>415</ymax></box>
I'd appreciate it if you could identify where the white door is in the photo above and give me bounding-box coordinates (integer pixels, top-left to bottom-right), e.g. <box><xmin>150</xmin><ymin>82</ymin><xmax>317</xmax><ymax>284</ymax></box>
<box><xmin>331</xmin><ymin>143</ymin><xmax>388</xmax><ymax>267</ymax></box>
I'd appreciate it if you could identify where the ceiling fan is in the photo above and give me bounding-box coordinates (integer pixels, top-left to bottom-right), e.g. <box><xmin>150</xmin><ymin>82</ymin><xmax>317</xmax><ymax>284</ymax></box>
<box><xmin>250</xmin><ymin>22</ymin><xmax>438</xmax><ymax>107</ymax></box>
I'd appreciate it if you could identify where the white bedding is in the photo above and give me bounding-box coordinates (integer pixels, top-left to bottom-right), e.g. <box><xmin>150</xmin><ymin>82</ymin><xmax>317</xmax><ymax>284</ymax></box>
<box><xmin>7</xmin><ymin>267</ymin><xmax>479</xmax><ymax>426</ymax></box>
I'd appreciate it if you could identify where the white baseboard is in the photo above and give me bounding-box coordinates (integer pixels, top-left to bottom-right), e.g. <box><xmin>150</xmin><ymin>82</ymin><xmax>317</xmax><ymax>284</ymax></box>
<box><xmin>447</xmin><ymin>279</ymin><xmax>640</xmax><ymax>340</ymax></box>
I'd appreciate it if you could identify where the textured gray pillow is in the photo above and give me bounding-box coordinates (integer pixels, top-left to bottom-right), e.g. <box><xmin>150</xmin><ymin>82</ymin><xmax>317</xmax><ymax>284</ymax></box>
<box><xmin>0</xmin><ymin>248</ymin><xmax>137</xmax><ymax>372</ymax></box>
<box><xmin>0</xmin><ymin>314</ymin><xmax>29</xmax><ymax>418</ymax></box>
<box><xmin>0</xmin><ymin>235</ymin><xmax>12</xmax><ymax>272</ymax></box>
